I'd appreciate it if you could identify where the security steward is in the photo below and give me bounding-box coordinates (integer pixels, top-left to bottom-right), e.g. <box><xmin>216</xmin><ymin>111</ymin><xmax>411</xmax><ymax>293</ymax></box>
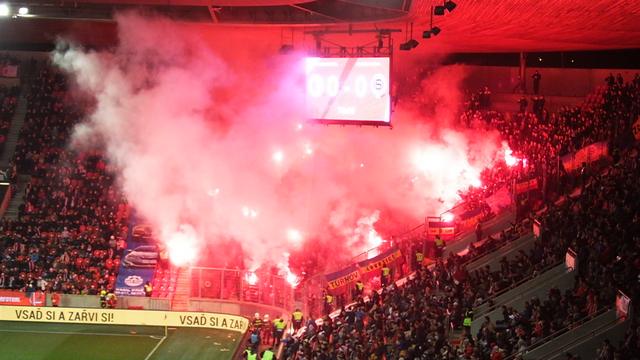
<box><xmin>434</xmin><ymin>235</ymin><xmax>446</xmax><ymax>258</ymax></box>
<box><xmin>106</xmin><ymin>292</ymin><xmax>118</xmax><ymax>309</ymax></box>
<box><xmin>244</xmin><ymin>347</ymin><xmax>257</xmax><ymax>360</ymax></box>
<box><xmin>51</xmin><ymin>292</ymin><xmax>60</xmax><ymax>307</ymax></box>
<box><xmin>414</xmin><ymin>249</ymin><xmax>424</xmax><ymax>271</ymax></box>
<box><xmin>381</xmin><ymin>265</ymin><xmax>391</xmax><ymax>287</ymax></box>
<box><xmin>272</xmin><ymin>317</ymin><xmax>286</xmax><ymax>346</ymax></box>
<box><xmin>252</xmin><ymin>313</ymin><xmax>263</xmax><ymax>331</ymax></box>
<box><xmin>261</xmin><ymin>314</ymin><xmax>271</xmax><ymax>345</ymax></box>
<box><xmin>143</xmin><ymin>282</ymin><xmax>153</xmax><ymax>297</ymax></box>
<box><xmin>463</xmin><ymin>308</ymin><xmax>474</xmax><ymax>336</ymax></box>
<box><xmin>353</xmin><ymin>280</ymin><xmax>365</xmax><ymax>299</ymax></box>
<box><xmin>291</xmin><ymin>309</ymin><xmax>304</xmax><ymax>332</ymax></box>
<box><xmin>323</xmin><ymin>291</ymin><xmax>334</xmax><ymax>315</ymax></box>
<box><xmin>260</xmin><ymin>347</ymin><xmax>275</xmax><ymax>360</ymax></box>
<box><xmin>99</xmin><ymin>288</ymin><xmax>108</xmax><ymax>308</ymax></box>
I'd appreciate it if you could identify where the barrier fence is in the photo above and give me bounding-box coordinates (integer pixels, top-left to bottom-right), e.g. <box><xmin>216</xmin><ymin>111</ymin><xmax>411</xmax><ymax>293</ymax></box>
<box><xmin>0</xmin><ymin>305</ymin><xmax>249</xmax><ymax>333</ymax></box>
<box><xmin>190</xmin><ymin>267</ymin><xmax>295</xmax><ymax>311</ymax></box>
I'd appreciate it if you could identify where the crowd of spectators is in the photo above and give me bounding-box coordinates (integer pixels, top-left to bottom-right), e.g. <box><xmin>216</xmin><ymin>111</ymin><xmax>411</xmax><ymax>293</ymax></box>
<box><xmin>0</xmin><ymin>66</ymin><xmax>128</xmax><ymax>295</ymax></box>
<box><xmin>284</xmin><ymin>75</ymin><xmax>639</xmax><ymax>359</ymax></box>
<box><xmin>466</xmin><ymin>87</ymin><xmax>492</xmax><ymax>111</ymax></box>
<box><xmin>459</xmin><ymin>73</ymin><xmax>639</xmax><ymax>217</ymax></box>
<box><xmin>0</xmin><ymin>85</ymin><xmax>19</xmax><ymax>151</ymax></box>
<box><xmin>0</xmin><ymin>58</ymin><xmax>637</xmax><ymax>358</ymax></box>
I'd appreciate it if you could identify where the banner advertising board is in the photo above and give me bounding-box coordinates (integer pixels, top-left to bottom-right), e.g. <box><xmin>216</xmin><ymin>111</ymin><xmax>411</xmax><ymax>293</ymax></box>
<box><xmin>0</xmin><ymin>306</ymin><xmax>249</xmax><ymax>332</ymax></box>
<box><xmin>324</xmin><ymin>247</ymin><xmax>403</xmax><ymax>291</ymax></box>
<box><xmin>561</xmin><ymin>142</ymin><xmax>608</xmax><ymax>172</ymax></box>
<box><xmin>0</xmin><ymin>290</ymin><xmax>33</xmax><ymax>306</ymax></box>
<box><xmin>115</xmin><ymin>215</ymin><xmax>157</xmax><ymax>296</ymax></box>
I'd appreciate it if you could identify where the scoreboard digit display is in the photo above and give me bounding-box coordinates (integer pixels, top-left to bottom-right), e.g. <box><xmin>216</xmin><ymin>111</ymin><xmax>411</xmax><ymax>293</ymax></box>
<box><xmin>305</xmin><ymin>57</ymin><xmax>391</xmax><ymax>125</ymax></box>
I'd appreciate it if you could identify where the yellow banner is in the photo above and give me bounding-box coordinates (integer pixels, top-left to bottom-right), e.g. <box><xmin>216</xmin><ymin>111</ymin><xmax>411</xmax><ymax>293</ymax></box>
<box><xmin>359</xmin><ymin>249</ymin><xmax>402</xmax><ymax>274</ymax></box>
<box><xmin>327</xmin><ymin>269</ymin><xmax>360</xmax><ymax>290</ymax></box>
<box><xmin>0</xmin><ymin>306</ymin><xmax>249</xmax><ymax>333</ymax></box>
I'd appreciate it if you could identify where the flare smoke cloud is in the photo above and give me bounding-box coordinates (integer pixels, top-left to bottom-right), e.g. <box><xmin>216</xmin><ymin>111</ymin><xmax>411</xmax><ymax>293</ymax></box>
<box><xmin>53</xmin><ymin>14</ymin><xmax>501</xmax><ymax>272</ymax></box>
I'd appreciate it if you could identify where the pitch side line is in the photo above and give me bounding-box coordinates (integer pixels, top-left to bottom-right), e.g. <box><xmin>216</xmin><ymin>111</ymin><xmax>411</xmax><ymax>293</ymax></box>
<box><xmin>143</xmin><ymin>335</ymin><xmax>167</xmax><ymax>360</ymax></box>
<box><xmin>0</xmin><ymin>328</ymin><xmax>157</xmax><ymax>338</ymax></box>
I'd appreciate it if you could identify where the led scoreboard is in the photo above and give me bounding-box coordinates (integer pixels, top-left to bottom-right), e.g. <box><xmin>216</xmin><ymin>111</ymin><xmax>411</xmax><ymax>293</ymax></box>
<box><xmin>305</xmin><ymin>57</ymin><xmax>391</xmax><ymax>125</ymax></box>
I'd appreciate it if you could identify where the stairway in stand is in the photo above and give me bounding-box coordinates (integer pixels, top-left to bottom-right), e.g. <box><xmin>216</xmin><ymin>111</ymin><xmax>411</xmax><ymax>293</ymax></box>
<box><xmin>171</xmin><ymin>267</ymin><xmax>191</xmax><ymax>311</ymax></box>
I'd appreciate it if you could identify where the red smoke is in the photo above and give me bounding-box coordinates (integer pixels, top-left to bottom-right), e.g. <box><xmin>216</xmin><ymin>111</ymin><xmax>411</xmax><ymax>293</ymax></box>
<box><xmin>54</xmin><ymin>13</ymin><xmax>503</xmax><ymax>276</ymax></box>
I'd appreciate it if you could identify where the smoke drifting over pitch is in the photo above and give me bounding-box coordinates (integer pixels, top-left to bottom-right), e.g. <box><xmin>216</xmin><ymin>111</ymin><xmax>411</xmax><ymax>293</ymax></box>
<box><xmin>54</xmin><ymin>14</ymin><xmax>501</xmax><ymax>273</ymax></box>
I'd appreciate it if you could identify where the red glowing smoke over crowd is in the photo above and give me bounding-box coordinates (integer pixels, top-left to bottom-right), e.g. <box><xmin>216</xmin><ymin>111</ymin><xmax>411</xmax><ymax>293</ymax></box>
<box><xmin>53</xmin><ymin>14</ymin><xmax>503</xmax><ymax>274</ymax></box>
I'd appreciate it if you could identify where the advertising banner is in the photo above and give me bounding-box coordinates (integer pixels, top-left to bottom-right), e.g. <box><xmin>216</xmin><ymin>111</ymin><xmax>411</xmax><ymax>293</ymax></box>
<box><xmin>515</xmin><ymin>178</ymin><xmax>538</xmax><ymax>194</ymax></box>
<box><xmin>450</xmin><ymin>207</ymin><xmax>484</xmax><ymax>235</ymax></box>
<box><xmin>115</xmin><ymin>216</ymin><xmax>157</xmax><ymax>296</ymax></box>
<box><xmin>0</xmin><ymin>290</ymin><xmax>33</xmax><ymax>306</ymax></box>
<box><xmin>0</xmin><ymin>306</ymin><xmax>249</xmax><ymax>332</ymax></box>
<box><xmin>0</xmin><ymin>65</ymin><xmax>18</xmax><ymax>78</ymax></box>
<box><xmin>565</xmin><ymin>249</ymin><xmax>577</xmax><ymax>271</ymax></box>
<box><xmin>325</xmin><ymin>265</ymin><xmax>360</xmax><ymax>290</ymax></box>
<box><xmin>324</xmin><ymin>247</ymin><xmax>404</xmax><ymax>291</ymax></box>
<box><xmin>532</xmin><ymin>218</ymin><xmax>541</xmax><ymax>238</ymax></box>
<box><xmin>427</xmin><ymin>221</ymin><xmax>455</xmax><ymax>235</ymax></box>
<box><xmin>616</xmin><ymin>291</ymin><xmax>631</xmax><ymax>320</ymax></box>
<box><xmin>357</xmin><ymin>247</ymin><xmax>403</xmax><ymax>276</ymax></box>
<box><xmin>561</xmin><ymin>142</ymin><xmax>608</xmax><ymax>172</ymax></box>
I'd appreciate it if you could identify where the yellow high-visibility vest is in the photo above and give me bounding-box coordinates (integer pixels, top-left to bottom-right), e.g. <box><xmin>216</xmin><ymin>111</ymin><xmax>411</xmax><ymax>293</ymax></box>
<box><xmin>262</xmin><ymin>350</ymin><xmax>274</xmax><ymax>360</ymax></box>
<box><xmin>382</xmin><ymin>267</ymin><xmax>390</xmax><ymax>277</ymax></box>
<box><xmin>245</xmin><ymin>350</ymin><xmax>257</xmax><ymax>360</ymax></box>
<box><xmin>416</xmin><ymin>252</ymin><xmax>424</xmax><ymax>262</ymax></box>
<box><xmin>275</xmin><ymin>320</ymin><xmax>286</xmax><ymax>330</ymax></box>
<box><xmin>292</xmin><ymin>311</ymin><xmax>303</xmax><ymax>321</ymax></box>
<box><xmin>463</xmin><ymin>317</ymin><xmax>472</xmax><ymax>327</ymax></box>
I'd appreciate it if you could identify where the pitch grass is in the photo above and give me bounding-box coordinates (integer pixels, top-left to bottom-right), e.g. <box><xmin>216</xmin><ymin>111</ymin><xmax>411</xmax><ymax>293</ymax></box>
<box><xmin>0</xmin><ymin>321</ymin><xmax>242</xmax><ymax>360</ymax></box>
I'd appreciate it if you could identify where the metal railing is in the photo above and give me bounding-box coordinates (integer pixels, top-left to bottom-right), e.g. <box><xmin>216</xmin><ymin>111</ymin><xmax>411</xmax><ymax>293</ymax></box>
<box><xmin>190</xmin><ymin>267</ymin><xmax>295</xmax><ymax>310</ymax></box>
<box><xmin>459</xmin><ymin>227</ymin><xmax>529</xmax><ymax>268</ymax></box>
<box><xmin>503</xmin><ymin>306</ymin><xmax>612</xmax><ymax>360</ymax></box>
<box><xmin>473</xmin><ymin>259</ymin><xmax>563</xmax><ymax>316</ymax></box>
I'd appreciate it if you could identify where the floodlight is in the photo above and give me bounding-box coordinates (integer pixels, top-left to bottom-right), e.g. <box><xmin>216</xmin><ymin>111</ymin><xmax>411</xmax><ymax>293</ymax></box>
<box><xmin>399</xmin><ymin>39</ymin><xmax>419</xmax><ymax>51</ymax></box>
<box><xmin>0</xmin><ymin>4</ymin><xmax>10</xmax><ymax>16</ymax></box>
<box><xmin>444</xmin><ymin>0</ymin><xmax>457</xmax><ymax>12</ymax></box>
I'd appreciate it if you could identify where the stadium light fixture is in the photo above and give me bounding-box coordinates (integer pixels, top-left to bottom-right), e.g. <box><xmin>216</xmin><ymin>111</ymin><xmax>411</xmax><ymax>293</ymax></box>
<box><xmin>0</xmin><ymin>4</ymin><xmax>10</xmax><ymax>16</ymax></box>
<box><xmin>400</xmin><ymin>22</ymin><xmax>419</xmax><ymax>51</ymax></box>
<box><xmin>434</xmin><ymin>0</ymin><xmax>456</xmax><ymax>15</ymax></box>
<box><xmin>422</xmin><ymin>27</ymin><xmax>441</xmax><ymax>39</ymax></box>
<box><xmin>399</xmin><ymin>39</ymin><xmax>419</xmax><ymax>51</ymax></box>
<box><xmin>444</xmin><ymin>1</ymin><xmax>456</xmax><ymax>12</ymax></box>
<box><xmin>18</xmin><ymin>6</ymin><xmax>28</xmax><ymax>15</ymax></box>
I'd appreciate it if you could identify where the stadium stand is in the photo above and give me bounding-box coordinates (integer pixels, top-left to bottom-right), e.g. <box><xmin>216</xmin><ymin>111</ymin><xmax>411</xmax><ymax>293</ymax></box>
<box><xmin>0</xmin><ymin>65</ymin><xmax>128</xmax><ymax>295</ymax></box>
<box><xmin>0</xmin><ymin>58</ymin><xmax>637</xmax><ymax>360</ymax></box>
<box><xmin>281</xmin><ymin>75</ymin><xmax>639</xmax><ymax>359</ymax></box>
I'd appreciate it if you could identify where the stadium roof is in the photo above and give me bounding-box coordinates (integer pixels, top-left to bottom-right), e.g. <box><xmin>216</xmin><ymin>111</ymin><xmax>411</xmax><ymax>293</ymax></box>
<box><xmin>0</xmin><ymin>0</ymin><xmax>639</xmax><ymax>52</ymax></box>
